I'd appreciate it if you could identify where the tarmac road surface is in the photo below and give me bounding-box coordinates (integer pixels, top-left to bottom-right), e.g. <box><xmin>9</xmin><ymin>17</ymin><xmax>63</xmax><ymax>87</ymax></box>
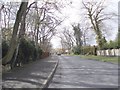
<box><xmin>48</xmin><ymin>55</ymin><xmax>119</xmax><ymax>88</ymax></box>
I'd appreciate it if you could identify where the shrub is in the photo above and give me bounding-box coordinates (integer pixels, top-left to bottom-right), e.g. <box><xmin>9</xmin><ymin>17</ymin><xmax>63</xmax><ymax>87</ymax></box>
<box><xmin>2</xmin><ymin>40</ymin><xmax>9</xmax><ymax>58</ymax></box>
<box><xmin>80</xmin><ymin>45</ymin><xmax>97</xmax><ymax>55</ymax></box>
<box><xmin>81</xmin><ymin>46</ymin><xmax>91</xmax><ymax>55</ymax></box>
<box><xmin>71</xmin><ymin>45</ymin><xmax>98</xmax><ymax>55</ymax></box>
<box><xmin>17</xmin><ymin>38</ymin><xmax>43</xmax><ymax>64</ymax></box>
<box><xmin>18</xmin><ymin>38</ymin><xmax>29</xmax><ymax>64</ymax></box>
<box><xmin>101</xmin><ymin>40</ymin><xmax>119</xmax><ymax>50</ymax></box>
<box><xmin>38</xmin><ymin>47</ymin><xmax>43</xmax><ymax>58</ymax></box>
<box><xmin>72</xmin><ymin>46</ymin><xmax>81</xmax><ymax>55</ymax></box>
<box><xmin>28</xmin><ymin>41</ymin><xmax>36</xmax><ymax>61</ymax></box>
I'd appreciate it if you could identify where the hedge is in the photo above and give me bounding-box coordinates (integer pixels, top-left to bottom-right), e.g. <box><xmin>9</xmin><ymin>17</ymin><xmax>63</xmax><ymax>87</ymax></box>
<box><xmin>2</xmin><ymin>38</ymin><xmax>43</xmax><ymax>67</ymax></box>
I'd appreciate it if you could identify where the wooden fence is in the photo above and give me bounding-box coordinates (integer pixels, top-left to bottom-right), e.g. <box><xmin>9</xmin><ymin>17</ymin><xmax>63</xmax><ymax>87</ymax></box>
<box><xmin>97</xmin><ymin>49</ymin><xmax>120</xmax><ymax>56</ymax></box>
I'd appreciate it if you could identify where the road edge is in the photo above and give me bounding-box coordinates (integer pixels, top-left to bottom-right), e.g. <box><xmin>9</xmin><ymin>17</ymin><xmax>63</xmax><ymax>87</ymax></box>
<box><xmin>41</xmin><ymin>59</ymin><xmax>59</xmax><ymax>89</ymax></box>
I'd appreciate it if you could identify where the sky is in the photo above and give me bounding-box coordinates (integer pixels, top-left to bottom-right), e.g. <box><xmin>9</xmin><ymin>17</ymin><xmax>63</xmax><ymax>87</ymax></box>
<box><xmin>51</xmin><ymin>0</ymin><xmax>119</xmax><ymax>49</ymax></box>
<box><xmin>0</xmin><ymin>0</ymin><xmax>119</xmax><ymax>49</ymax></box>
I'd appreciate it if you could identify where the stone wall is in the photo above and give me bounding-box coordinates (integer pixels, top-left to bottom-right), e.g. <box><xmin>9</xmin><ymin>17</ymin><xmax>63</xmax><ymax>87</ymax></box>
<box><xmin>97</xmin><ymin>49</ymin><xmax>120</xmax><ymax>56</ymax></box>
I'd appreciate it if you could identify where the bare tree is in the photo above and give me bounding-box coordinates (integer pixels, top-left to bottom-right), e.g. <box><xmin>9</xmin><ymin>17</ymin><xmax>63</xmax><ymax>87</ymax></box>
<box><xmin>1</xmin><ymin>0</ymin><xmax>72</xmax><ymax>65</ymax></box>
<box><xmin>1</xmin><ymin>2</ymin><xmax>20</xmax><ymax>29</ymax></box>
<box><xmin>11</xmin><ymin>2</ymin><xmax>36</xmax><ymax>68</ymax></box>
<box><xmin>25</xmin><ymin>0</ymin><xmax>64</xmax><ymax>52</ymax></box>
<box><xmin>82</xmin><ymin>26</ymin><xmax>89</xmax><ymax>46</ymax></box>
<box><xmin>72</xmin><ymin>23</ymin><xmax>83</xmax><ymax>47</ymax></box>
<box><xmin>0</xmin><ymin>4</ymin><xmax>4</xmax><ymax>21</ymax></box>
<box><xmin>59</xmin><ymin>28</ymin><xmax>75</xmax><ymax>53</ymax></box>
<box><xmin>1</xmin><ymin>2</ymin><xmax>21</xmax><ymax>42</ymax></box>
<box><xmin>82</xmin><ymin>0</ymin><xmax>116</xmax><ymax>49</ymax></box>
<box><xmin>2</xmin><ymin>2</ymin><xmax>28</xmax><ymax>65</ymax></box>
<box><xmin>39</xmin><ymin>19</ymin><xmax>63</xmax><ymax>52</ymax></box>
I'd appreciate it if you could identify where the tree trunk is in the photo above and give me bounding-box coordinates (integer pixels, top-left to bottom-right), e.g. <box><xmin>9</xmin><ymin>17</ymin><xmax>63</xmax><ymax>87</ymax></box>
<box><xmin>89</xmin><ymin>15</ymin><xmax>103</xmax><ymax>49</ymax></box>
<box><xmin>11</xmin><ymin>11</ymin><xmax>27</xmax><ymax>69</ymax></box>
<box><xmin>2</xmin><ymin>2</ymin><xmax>28</xmax><ymax>65</ymax></box>
<box><xmin>95</xmin><ymin>18</ymin><xmax>103</xmax><ymax>49</ymax></box>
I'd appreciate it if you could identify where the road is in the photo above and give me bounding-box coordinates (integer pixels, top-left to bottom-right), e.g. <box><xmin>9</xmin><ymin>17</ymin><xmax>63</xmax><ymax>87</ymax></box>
<box><xmin>48</xmin><ymin>55</ymin><xmax>119</xmax><ymax>88</ymax></box>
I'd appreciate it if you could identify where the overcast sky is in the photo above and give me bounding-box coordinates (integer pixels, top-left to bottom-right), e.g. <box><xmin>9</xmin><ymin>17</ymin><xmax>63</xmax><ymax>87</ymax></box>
<box><xmin>0</xmin><ymin>0</ymin><xmax>119</xmax><ymax>49</ymax></box>
<box><xmin>51</xmin><ymin>0</ymin><xmax>119</xmax><ymax>49</ymax></box>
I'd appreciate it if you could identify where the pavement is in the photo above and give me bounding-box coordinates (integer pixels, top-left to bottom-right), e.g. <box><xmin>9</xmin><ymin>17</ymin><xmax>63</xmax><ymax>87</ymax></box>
<box><xmin>2</xmin><ymin>55</ymin><xmax>58</xmax><ymax>89</ymax></box>
<box><xmin>48</xmin><ymin>55</ymin><xmax>119</xmax><ymax>88</ymax></box>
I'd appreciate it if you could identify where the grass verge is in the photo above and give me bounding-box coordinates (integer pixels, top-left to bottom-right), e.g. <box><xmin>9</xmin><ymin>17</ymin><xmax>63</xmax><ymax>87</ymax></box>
<box><xmin>80</xmin><ymin>55</ymin><xmax>119</xmax><ymax>64</ymax></box>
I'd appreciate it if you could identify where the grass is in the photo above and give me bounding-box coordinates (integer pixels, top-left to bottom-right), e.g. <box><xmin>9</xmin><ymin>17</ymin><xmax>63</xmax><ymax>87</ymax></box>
<box><xmin>79</xmin><ymin>55</ymin><xmax>119</xmax><ymax>64</ymax></box>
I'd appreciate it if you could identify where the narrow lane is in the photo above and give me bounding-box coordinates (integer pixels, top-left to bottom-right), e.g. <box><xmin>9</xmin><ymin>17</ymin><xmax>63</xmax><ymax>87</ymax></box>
<box><xmin>48</xmin><ymin>55</ymin><xmax>118</xmax><ymax>88</ymax></box>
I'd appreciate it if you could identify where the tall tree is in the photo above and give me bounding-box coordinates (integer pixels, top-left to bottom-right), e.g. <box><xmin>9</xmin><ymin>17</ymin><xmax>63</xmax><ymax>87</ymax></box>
<box><xmin>2</xmin><ymin>2</ymin><xmax>28</xmax><ymax>65</ymax></box>
<box><xmin>60</xmin><ymin>28</ymin><xmax>75</xmax><ymax>51</ymax></box>
<box><xmin>0</xmin><ymin>4</ymin><xmax>4</xmax><ymax>28</ymax></box>
<box><xmin>72</xmin><ymin>24</ymin><xmax>83</xmax><ymax>47</ymax></box>
<box><xmin>27</xmin><ymin>0</ymin><xmax>64</xmax><ymax>52</ymax></box>
<box><xmin>82</xmin><ymin>0</ymin><xmax>115</xmax><ymax>49</ymax></box>
<box><xmin>11</xmin><ymin>2</ymin><xmax>35</xmax><ymax>68</ymax></box>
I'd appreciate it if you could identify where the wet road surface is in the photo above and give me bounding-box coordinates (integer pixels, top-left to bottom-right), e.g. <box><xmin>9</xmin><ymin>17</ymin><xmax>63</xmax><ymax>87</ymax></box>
<box><xmin>48</xmin><ymin>55</ymin><xmax>119</xmax><ymax>88</ymax></box>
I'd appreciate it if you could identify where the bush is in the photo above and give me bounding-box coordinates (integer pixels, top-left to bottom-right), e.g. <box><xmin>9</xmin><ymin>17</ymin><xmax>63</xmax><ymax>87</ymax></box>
<box><xmin>37</xmin><ymin>47</ymin><xmax>43</xmax><ymax>58</ymax></box>
<box><xmin>2</xmin><ymin>38</ymin><xmax>43</xmax><ymax>66</ymax></box>
<box><xmin>80</xmin><ymin>45</ymin><xmax>97</xmax><ymax>55</ymax></box>
<box><xmin>2</xmin><ymin>40</ymin><xmax>9</xmax><ymax>58</ymax></box>
<box><xmin>71</xmin><ymin>45</ymin><xmax>98</xmax><ymax>55</ymax></box>
<box><xmin>81</xmin><ymin>46</ymin><xmax>92</xmax><ymax>55</ymax></box>
<box><xmin>72</xmin><ymin>46</ymin><xmax>81</xmax><ymax>55</ymax></box>
<box><xmin>28</xmin><ymin>41</ymin><xmax>43</xmax><ymax>61</ymax></box>
<box><xmin>17</xmin><ymin>38</ymin><xmax>43</xmax><ymax>64</ymax></box>
<box><xmin>28</xmin><ymin>41</ymin><xmax>36</xmax><ymax>61</ymax></box>
<box><xmin>18</xmin><ymin>38</ymin><xmax>29</xmax><ymax>64</ymax></box>
<box><xmin>101</xmin><ymin>40</ymin><xmax>119</xmax><ymax>50</ymax></box>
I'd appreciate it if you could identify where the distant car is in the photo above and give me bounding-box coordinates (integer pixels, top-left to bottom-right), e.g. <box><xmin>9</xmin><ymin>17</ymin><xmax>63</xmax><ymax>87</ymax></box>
<box><xmin>57</xmin><ymin>53</ymin><xmax>61</xmax><ymax>55</ymax></box>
